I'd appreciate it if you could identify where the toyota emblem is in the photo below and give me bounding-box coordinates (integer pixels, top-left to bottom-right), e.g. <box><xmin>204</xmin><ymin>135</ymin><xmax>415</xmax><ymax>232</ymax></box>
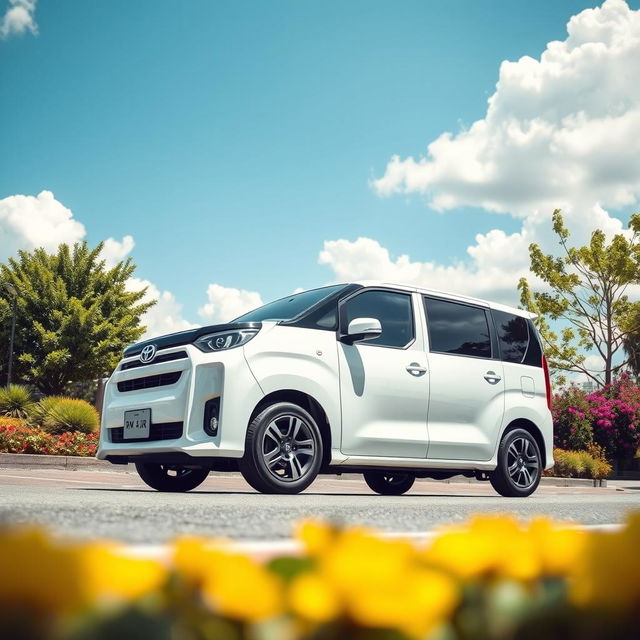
<box><xmin>140</xmin><ymin>344</ymin><xmax>157</xmax><ymax>363</ymax></box>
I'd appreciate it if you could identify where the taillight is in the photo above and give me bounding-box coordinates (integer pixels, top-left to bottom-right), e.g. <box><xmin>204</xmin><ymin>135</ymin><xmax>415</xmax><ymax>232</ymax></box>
<box><xmin>542</xmin><ymin>354</ymin><xmax>552</xmax><ymax>410</ymax></box>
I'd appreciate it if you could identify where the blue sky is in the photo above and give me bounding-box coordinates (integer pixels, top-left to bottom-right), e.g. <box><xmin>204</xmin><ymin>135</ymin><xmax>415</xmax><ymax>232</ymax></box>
<box><xmin>2</xmin><ymin>0</ymin><xmax>640</xmax><ymax>340</ymax></box>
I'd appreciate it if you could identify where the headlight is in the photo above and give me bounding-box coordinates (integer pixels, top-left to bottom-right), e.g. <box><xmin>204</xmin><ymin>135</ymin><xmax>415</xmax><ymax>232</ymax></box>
<box><xmin>194</xmin><ymin>329</ymin><xmax>259</xmax><ymax>352</ymax></box>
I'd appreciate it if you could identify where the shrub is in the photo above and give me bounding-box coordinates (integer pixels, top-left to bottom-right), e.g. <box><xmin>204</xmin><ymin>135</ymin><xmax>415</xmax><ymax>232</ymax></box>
<box><xmin>0</xmin><ymin>419</ymin><xmax>54</xmax><ymax>454</ymax></box>
<box><xmin>30</xmin><ymin>396</ymin><xmax>100</xmax><ymax>435</ymax></box>
<box><xmin>587</xmin><ymin>373</ymin><xmax>640</xmax><ymax>459</ymax></box>
<box><xmin>546</xmin><ymin>447</ymin><xmax>612</xmax><ymax>479</ymax></box>
<box><xmin>0</xmin><ymin>384</ymin><xmax>34</xmax><ymax>419</ymax></box>
<box><xmin>552</xmin><ymin>385</ymin><xmax>594</xmax><ymax>450</ymax></box>
<box><xmin>0</xmin><ymin>419</ymin><xmax>97</xmax><ymax>456</ymax></box>
<box><xmin>552</xmin><ymin>374</ymin><xmax>640</xmax><ymax>460</ymax></box>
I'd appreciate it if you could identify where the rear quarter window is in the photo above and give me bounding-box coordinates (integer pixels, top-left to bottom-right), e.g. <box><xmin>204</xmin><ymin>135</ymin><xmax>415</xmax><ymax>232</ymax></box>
<box><xmin>492</xmin><ymin>310</ymin><xmax>542</xmax><ymax>367</ymax></box>
<box><xmin>492</xmin><ymin>310</ymin><xmax>528</xmax><ymax>363</ymax></box>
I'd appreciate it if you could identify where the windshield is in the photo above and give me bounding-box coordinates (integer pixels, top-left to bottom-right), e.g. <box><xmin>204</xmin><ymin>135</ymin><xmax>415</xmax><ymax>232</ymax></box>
<box><xmin>233</xmin><ymin>284</ymin><xmax>348</xmax><ymax>323</ymax></box>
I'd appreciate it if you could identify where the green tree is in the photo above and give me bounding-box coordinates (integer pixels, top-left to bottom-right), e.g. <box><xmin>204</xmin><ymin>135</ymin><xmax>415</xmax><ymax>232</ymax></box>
<box><xmin>519</xmin><ymin>210</ymin><xmax>640</xmax><ymax>386</ymax></box>
<box><xmin>622</xmin><ymin>304</ymin><xmax>640</xmax><ymax>378</ymax></box>
<box><xmin>0</xmin><ymin>242</ymin><xmax>154</xmax><ymax>394</ymax></box>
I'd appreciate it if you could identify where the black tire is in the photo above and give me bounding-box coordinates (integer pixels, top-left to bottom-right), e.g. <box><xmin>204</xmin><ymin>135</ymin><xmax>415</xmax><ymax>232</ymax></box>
<box><xmin>489</xmin><ymin>428</ymin><xmax>542</xmax><ymax>497</ymax></box>
<box><xmin>363</xmin><ymin>471</ymin><xmax>415</xmax><ymax>496</ymax></box>
<box><xmin>239</xmin><ymin>402</ymin><xmax>323</xmax><ymax>494</ymax></box>
<box><xmin>135</xmin><ymin>462</ymin><xmax>210</xmax><ymax>492</ymax></box>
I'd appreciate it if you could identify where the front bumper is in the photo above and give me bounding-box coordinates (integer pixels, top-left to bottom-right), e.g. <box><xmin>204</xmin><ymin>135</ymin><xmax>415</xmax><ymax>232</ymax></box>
<box><xmin>96</xmin><ymin>344</ymin><xmax>264</xmax><ymax>461</ymax></box>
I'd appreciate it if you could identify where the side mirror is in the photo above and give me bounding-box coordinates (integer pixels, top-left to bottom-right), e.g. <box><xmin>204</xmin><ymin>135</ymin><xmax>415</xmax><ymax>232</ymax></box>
<box><xmin>341</xmin><ymin>317</ymin><xmax>382</xmax><ymax>344</ymax></box>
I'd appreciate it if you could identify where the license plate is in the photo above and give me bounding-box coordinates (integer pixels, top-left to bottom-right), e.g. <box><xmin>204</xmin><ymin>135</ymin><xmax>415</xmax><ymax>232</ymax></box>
<box><xmin>123</xmin><ymin>409</ymin><xmax>151</xmax><ymax>440</ymax></box>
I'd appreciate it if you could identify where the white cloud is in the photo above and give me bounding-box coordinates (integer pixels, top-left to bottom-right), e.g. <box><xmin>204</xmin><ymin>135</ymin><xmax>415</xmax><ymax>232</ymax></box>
<box><xmin>101</xmin><ymin>235</ymin><xmax>135</xmax><ymax>268</ymax></box>
<box><xmin>0</xmin><ymin>191</ymin><xmax>86</xmax><ymax>261</ymax></box>
<box><xmin>319</xmin><ymin>202</ymin><xmax>631</xmax><ymax>307</ymax></box>
<box><xmin>1</xmin><ymin>0</ymin><xmax>37</xmax><ymax>39</ymax></box>
<box><xmin>198</xmin><ymin>284</ymin><xmax>263</xmax><ymax>324</ymax></box>
<box><xmin>126</xmin><ymin>277</ymin><xmax>197</xmax><ymax>339</ymax></box>
<box><xmin>358</xmin><ymin>0</ymin><xmax>640</xmax><ymax>304</ymax></box>
<box><xmin>372</xmin><ymin>0</ymin><xmax>640</xmax><ymax>217</ymax></box>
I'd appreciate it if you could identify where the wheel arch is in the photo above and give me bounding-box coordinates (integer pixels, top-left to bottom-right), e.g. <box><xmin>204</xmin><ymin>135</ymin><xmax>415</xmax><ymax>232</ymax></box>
<box><xmin>249</xmin><ymin>390</ymin><xmax>332</xmax><ymax>469</ymax></box>
<box><xmin>500</xmin><ymin>418</ymin><xmax>547</xmax><ymax>468</ymax></box>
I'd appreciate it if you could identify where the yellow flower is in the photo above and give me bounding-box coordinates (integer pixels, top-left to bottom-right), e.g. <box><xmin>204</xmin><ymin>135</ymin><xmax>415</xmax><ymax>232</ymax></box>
<box><xmin>288</xmin><ymin>573</ymin><xmax>341</xmax><ymax>623</ymax></box>
<box><xmin>527</xmin><ymin>518</ymin><xmax>586</xmax><ymax>577</ymax></box>
<box><xmin>301</xmin><ymin>527</ymin><xmax>458</xmax><ymax>636</ymax></box>
<box><xmin>80</xmin><ymin>543</ymin><xmax>166</xmax><ymax>605</ymax></box>
<box><xmin>0</xmin><ymin>528</ymin><xmax>85</xmax><ymax>614</ymax></box>
<box><xmin>319</xmin><ymin>528</ymin><xmax>416</xmax><ymax>592</ymax></box>
<box><xmin>296</xmin><ymin>520</ymin><xmax>336</xmax><ymax>557</ymax></box>
<box><xmin>346</xmin><ymin>568</ymin><xmax>458</xmax><ymax>638</ymax></box>
<box><xmin>172</xmin><ymin>535</ymin><xmax>216</xmax><ymax>583</ymax></box>
<box><xmin>425</xmin><ymin>516</ymin><xmax>562</xmax><ymax>582</ymax></box>
<box><xmin>200</xmin><ymin>552</ymin><xmax>283</xmax><ymax>622</ymax></box>
<box><xmin>571</xmin><ymin>512</ymin><xmax>640</xmax><ymax>611</ymax></box>
<box><xmin>173</xmin><ymin>539</ymin><xmax>283</xmax><ymax>621</ymax></box>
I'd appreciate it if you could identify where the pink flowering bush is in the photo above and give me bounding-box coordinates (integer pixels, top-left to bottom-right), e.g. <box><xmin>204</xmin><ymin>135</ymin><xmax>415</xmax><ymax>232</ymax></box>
<box><xmin>552</xmin><ymin>385</ymin><xmax>594</xmax><ymax>450</ymax></box>
<box><xmin>553</xmin><ymin>373</ymin><xmax>640</xmax><ymax>460</ymax></box>
<box><xmin>587</xmin><ymin>373</ymin><xmax>640</xmax><ymax>459</ymax></box>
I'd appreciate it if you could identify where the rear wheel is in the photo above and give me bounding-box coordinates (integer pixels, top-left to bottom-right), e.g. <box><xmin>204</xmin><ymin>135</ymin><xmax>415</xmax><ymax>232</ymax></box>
<box><xmin>363</xmin><ymin>471</ymin><xmax>415</xmax><ymax>495</ymax></box>
<box><xmin>239</xmin><ymin>402</ymin><xmax>323</xmax><ymax>494</ymax></box>
<box><xmin>489</xmin><ymin>428</ymin><xmax>542</xmax><ymax>497</ymax></box>
<box><xmin>135</xmin><ymin>462</ymin><xmax>210</xmax><ymax>492</ymax></box>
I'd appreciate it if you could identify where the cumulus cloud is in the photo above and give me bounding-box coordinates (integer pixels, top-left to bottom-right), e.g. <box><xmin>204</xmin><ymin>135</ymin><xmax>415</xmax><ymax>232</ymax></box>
<box><xmin>320</xmin><ymin>201</ymin><xmax>630</xmax><ymax>307</ymax></box>
<box><xmin>373</xmin><ymin>0</ymin><xmax>640</xmax><ymax>217</ymax></box>
<box><xmin>354</xmin><ymin>0</ymin><xmax>640</xmax><ymax>304</ymax></box>
<box><xmin>319</xmin><ymin>236</ymin><xmax>529</xmax><ymax>305</ymax></box>
<box><xmin>198</xmin><ymin>284</ymin><xmax>263</xmax><ymax>324</ymax></box>
<box><xmin>126</xmin><ymin>277</ymin><xmax>197</xmax><ymax>339</ymax></box>
<box><xmin>0</xmin><ymin>191</ymin><xmax>86</xmax><ymax>261</ymax></box>
<box><xmin>101</xmin><ymin>235</ymin><xmax>135</xmax><ymax>268</ymax></box>
<box><xmin>1</xmin><ymin>0</ymin><xmax>37</xmax><ymax>39</ymax></box>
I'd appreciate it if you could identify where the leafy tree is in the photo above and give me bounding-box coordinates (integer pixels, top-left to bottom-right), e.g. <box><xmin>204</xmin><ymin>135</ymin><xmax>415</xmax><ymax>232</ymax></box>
<box><xmin>622</xmin><ymin>304</ymin><xmax>640</xmax><ymax>378</ymax></box>
<box><xmin>519</xmin><ymin>210</ymin><xmax>640</xmax><ymax>386</ymax></box>
<box><xmin>0</xmin><ymin>242</ymin><xmax>154</xmax><ymax>394</ymax></box>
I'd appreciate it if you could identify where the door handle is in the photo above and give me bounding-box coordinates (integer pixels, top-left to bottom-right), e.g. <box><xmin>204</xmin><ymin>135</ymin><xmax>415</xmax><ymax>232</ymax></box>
<box><xmin>406</xmin><ymin>363</ymin><xmax>428</xmax><ymax>377</ymax></box>
<box><xmin>484</xmin><ymin>370</ymin><xmax>502</xmax><ymax>384</ymax></box>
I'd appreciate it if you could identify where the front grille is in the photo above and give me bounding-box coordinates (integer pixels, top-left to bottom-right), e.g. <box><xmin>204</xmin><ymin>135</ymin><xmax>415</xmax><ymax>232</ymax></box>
<box><xmin>117</xmin><ymin>371</ymin><xmax>181</xmax><ymax>393</ymax></box>
<box><xmin>109</xmin><ymin>421</ymin><xmax>183</xmax><ymax>443</ymax></box>
<box><xmin>120</xmin><ymin>350</ymin><xmax>188</xmax><ymax>371</ymax></box>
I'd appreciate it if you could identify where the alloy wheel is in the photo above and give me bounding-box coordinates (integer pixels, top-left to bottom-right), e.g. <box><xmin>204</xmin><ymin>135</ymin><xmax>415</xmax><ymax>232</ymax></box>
<box><xmin>261</xmin><ymin>414</ymin><xmax>316</xmax><ymax>482</ymax></box>
<box><xmin>506</xmin><ymin>437</ymin><xmax>539</xmax><ymax>488</ymax></box>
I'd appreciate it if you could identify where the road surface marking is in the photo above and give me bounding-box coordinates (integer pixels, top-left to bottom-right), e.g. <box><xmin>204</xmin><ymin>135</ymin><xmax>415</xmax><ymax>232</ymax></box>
<box><xmin>0</xmin><ymin>473</ymin><xmax>132</xmax><ymax>486</ymax></box>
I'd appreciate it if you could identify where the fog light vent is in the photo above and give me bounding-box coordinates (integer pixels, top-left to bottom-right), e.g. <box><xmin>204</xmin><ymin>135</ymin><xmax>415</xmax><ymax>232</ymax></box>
<box><xmin>204</xmin><ymin>397</ymin><xmax>220</xmax><ymax>437</ymax></box>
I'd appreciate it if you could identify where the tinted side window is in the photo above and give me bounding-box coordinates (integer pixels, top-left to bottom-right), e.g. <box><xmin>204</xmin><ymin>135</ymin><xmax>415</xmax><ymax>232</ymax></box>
<box><xmin>523</xmin><ymin>319</ymin><xmax>543</xmax><ymax>367</ymax></box>
<box><xmin>343</xmin><ymin>290</ymin><xmax>414</xmax><ymax>348</ymax></box>
<box><xmin>424</xmin><ymin>297</ymin><xmax>491</xmax><ymax>358</ymax></box>
<box><xmin>493</xmin><ymin>310</ymin><xmax>529</xmax><ymax>363</ymax></box>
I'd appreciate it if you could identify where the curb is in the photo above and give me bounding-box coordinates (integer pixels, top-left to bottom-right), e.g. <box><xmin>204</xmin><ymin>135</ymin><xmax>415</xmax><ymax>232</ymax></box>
<box><xmin>0</xmin><ymin>453</ymin><xmax>607</xmax><ymax>486</ymax></box>
<box><xmin>424</xmin><ymin>475</ymin><xmax>607</xmax><ymax>488</ymax></box>
<box><xmin>0</xmin><ymin>453</ymin><xmax>133</xmax><ymax>472</ymax></box>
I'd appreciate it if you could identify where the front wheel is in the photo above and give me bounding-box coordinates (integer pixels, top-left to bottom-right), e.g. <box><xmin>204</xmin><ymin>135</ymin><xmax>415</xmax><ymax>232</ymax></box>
<box><xmin>135</xmin><ymin>462</ymin><xmax>210</xmax><ymax>492</ymax></box>
<box><xmin>489</xmin><ymin>428</ymin><xmax>542</xmax><ymax>497</ymax></box>
<box><xmin>363</xmin><ymin>471</ymin><xmax>415</xmax><ymax>495</ymax></box>
<box><xmin>239</xmin><ymin>402</ymin><xmax>323</xmax><ymax>494</ymax></box>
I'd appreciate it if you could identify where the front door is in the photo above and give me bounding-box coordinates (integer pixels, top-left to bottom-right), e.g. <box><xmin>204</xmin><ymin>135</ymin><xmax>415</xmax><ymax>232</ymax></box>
<box><xmin>338</xmin><ymin>289</ymin><xmax>430</xmax><ymax>458</ymax></box>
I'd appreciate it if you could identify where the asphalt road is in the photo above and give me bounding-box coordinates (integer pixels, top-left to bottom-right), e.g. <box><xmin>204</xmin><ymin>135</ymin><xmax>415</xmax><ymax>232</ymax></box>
<box><xmin>1</xmin><ymin>468</ymin><xmax>639</xmax><ymax>544</ymax></box>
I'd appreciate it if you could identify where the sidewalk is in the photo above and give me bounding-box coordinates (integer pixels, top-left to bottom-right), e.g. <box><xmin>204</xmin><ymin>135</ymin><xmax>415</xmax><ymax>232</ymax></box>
<box><xmin>0</xmin><ymin>452</ymin><xmax>615</xmax><ymax>487</ymax></box>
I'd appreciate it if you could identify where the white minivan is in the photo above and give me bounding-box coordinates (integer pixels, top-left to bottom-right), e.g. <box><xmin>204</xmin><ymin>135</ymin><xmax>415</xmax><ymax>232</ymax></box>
<box><xmin>97</xmin><ymin>282</ymin><xmax>554</xmax><ymax>497</ymax></box>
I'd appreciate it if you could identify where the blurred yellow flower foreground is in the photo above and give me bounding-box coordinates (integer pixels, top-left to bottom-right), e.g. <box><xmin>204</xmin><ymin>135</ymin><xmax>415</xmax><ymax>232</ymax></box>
<box><xmin>1</xmin><ymin>514</ymin><xmax>639</xmax><ymax>640</ymax></box>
